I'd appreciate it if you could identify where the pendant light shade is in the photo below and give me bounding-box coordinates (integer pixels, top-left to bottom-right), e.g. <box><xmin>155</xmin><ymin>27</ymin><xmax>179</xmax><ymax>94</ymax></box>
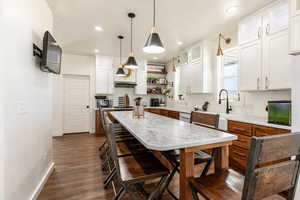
<box><xmin>125</xmin><ymin>13</ymin><xmax>139</xmax><ymax>69</ymax></box>
<box><xmin>143</xmin><ymin>0</ymin><xmax>165</xmax><ymax>54</ymax></box>
<box><xmin>116</xmin><ymin>35</ymin><xmax>126</xmax><ymax>77</ymax></box>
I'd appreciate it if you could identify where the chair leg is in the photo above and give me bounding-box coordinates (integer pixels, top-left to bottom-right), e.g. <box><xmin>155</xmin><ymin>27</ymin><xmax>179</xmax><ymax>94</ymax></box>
<box><xmin>102</xmin><ymin>152</ymin><xmax>111</xmax><ymax>170</ymax></box>
<box><xmin>147</xmin><ymin>175</ymin><xmax>169</xmax><ymax>200</ymax></box>
<box><xmin>157</xmin><ymin>164</ymin><xmax>179</xmax><ymax>200</ymax></box>
<box><xmin>99</xmin><ymin>139</ymin><xmax>107</xmax><ymax>152</ymax></box>
<box><xmin>190</xmin><ymin>184</ymin><xmax>200</xmax><ymax>200</ymax></box>
<box><xmin>104</xmin><ymin>168</ymin><xmax>116</xmax><ymax>189</ymax></box>
<box><xmin>113</xmin><ymin>186</ymin><xmax>126</xmax><ymax>200</ymax></box>
<box><xmin>167</xmin><ymin>189</ymin><xmax>179</xmax><ymax>200</ymax></box>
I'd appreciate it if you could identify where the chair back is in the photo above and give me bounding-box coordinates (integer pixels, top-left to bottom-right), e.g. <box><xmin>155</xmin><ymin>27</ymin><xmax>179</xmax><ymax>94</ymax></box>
<box><xmin>190</xmin><ymin>111</ymin><xmax>220</xmax><ymax>129</ymax></box>
<box><xmin>242</xmin><ymin>133</ymin><xmax>300</xmax><ymax>200</ymax></box>
<box><xmin>104</xmin><ymin>115</ymin><xmax>122</xmax><ymax>181</ymax></box>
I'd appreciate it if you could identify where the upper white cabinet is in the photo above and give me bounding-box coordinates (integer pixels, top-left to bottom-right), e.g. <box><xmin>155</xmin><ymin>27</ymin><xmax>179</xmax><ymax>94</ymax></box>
<box><xmin>239</xmin><ymin>15</ymin><xmax>262</xmax><ymax>45</ymax></box>
<box><xmin>179</xmin><ymin>41</ymin><xmax>213</xmax><ymax>94</ymax></box>
<box><xmin>135</xmin><ymin>61</ymin><xmax>147</xmax><ymax>95</ymax></box>
<box><xmin>291</xmin><ymin>0</ymin><xmax>300</xmax><ymax>16</ymax></box>
<box><xmin>239</xmin><ymin>0</ymin><xmax>291</xmax><ymax>91</ymax></box>
<box><xmin>95</xmin><ymin>56</ymin><xmax>114</xmax><ymax>94</ymax></box>
<box><xmin>95</xmin><ymin>66</ymin><xmax>114</xmax><ymax>94</ymax></box>
<box><xmin>290</xmin><ymin>0</ymin><xmax>300</xmax><ymax>55</ymax></box>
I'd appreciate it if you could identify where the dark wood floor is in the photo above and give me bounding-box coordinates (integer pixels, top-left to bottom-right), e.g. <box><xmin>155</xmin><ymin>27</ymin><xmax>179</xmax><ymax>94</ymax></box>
<box><xmin>37</xmin><ymin>133</ymin><xmax>284</xmax><ymax>200</ymax></box>
<box><xmin>37</xmin><ymin>133</ymin><xmax>185</xmax><ymax>200</ymax></box>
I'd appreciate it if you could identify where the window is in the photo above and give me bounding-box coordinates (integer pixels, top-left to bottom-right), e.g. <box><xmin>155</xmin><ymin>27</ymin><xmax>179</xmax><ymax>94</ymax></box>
<box><xmin>218</xmin><ymin>47</ymin><xmax>240</xmax><ymax>101</ymax></box>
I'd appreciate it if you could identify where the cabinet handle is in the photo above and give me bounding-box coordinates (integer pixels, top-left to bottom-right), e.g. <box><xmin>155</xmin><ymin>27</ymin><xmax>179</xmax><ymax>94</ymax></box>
<box><xmin>257</xmin><ymin>77</ymin><xmax>260</xmax><ymax>90</ymax></box>
<box><xmin>265</xmin><ymin>77</ymin><xmax>269</xmax><ymax>90</ymax></box>
<box><xmin>265</xmin><ymin>24</ymin><xmax>270</xmax><ymax>35</ymax></box>
<box><xmin>233</xmin><ymin>127</ymin><xmax>247</xmax><ymax>132</ymax></box>
<box><xmin>258</xmin><ymin>27</ymin><xmax>261</xmax><ymax>38</ymax></box>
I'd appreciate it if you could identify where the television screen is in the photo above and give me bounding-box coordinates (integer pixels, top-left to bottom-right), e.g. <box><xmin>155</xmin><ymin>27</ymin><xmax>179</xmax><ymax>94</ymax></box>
<box><xmin>268</xmin><ymin>101</ymin><xmax>291</xmax><ymax>126</ymax></box>
<box><xmin>41</xmin><ymin>31</ymin><xmax>62</xmax><ymax>74</ymax></box>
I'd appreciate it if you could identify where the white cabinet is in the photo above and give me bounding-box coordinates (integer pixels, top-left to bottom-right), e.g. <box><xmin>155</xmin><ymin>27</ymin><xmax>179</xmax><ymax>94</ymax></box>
<box><xmin>239</xmin><ymin>0</ymin><xmax>291</xmax><ymax>91</ymax></box>
<box><xmin>135</xmin><ymin>61</ymin><xmax>147</xmax><ymax>95</ymax></box>
<box><xmin>291</xmin><ymin>0</ymin><xmax>300</xmax><ymax>17</ymax></box>
<box><xmin>95</xmin><ymin>66</ymin><xmax>114</xmax><ymax>94</ymax></box>
<box><xmin>179</xmin><ymin>41</ymin><xmax>213</xmax><ymax>94</ymax></box>
<box><xmin>239</xmin><ymin>41</ymin><xmax>262</xmax><ymax>91</ymax></box>
<box><xmin>95</xmin><ymin>56</ymin><xmax>114</xmax><ymax>94</ymax></box>
<box><xmin>239</xmin><ymin>15</ymin><xmax>262</xmax><ymax>45</ymax></box>
<box><xmin>290</xmin><ymin>0</ymin><xmax>300</xmax><ymax>55</ymax></box>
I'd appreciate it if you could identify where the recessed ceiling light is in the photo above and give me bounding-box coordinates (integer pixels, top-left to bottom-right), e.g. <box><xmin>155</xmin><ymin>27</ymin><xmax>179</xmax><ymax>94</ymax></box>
<box><xmin>94</xmin><ymin>26</ymin><xmax>103</xmax><ymax>31</ymax></box>
<box><xmin>225</xmin><ymin>5</ymin><xmax>239</xmax><ymax>15</ymax></box>
<box><xmin>153</xmin><ymin>57</ymin><xmax>158</xmax><ymax>60</ymax></box>
<box><xmin>177</xmin><ymin>41</ymin><xmax>183</xmax><ymax>45</ymax></box>
<box><xmin>94</xmin><ymin>49</ymin><xmax>99</xmax><ymax>53</ymax></box>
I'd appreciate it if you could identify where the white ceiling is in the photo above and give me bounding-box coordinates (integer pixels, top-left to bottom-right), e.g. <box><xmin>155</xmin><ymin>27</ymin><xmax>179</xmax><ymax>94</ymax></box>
<box><xmin>47</xmin><ymin>0</ymin><xmax>275</xmax><ymax>62</ymax></box>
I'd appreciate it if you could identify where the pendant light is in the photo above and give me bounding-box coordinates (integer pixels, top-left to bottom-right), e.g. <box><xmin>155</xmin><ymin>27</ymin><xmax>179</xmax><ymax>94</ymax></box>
<box><xmin>143</xmin><ymin>0</ymin><xmax>165</xmax><ymax>54</ymax></box>
<box><xmin>116</xmin><ymin>35</ymin><xmax>126</xmax><ymax>77</ymax></box>
<box><xmin>125</xmin><ymin>13</ymin><xmax>139</xmax><ymax>69</ymax></box>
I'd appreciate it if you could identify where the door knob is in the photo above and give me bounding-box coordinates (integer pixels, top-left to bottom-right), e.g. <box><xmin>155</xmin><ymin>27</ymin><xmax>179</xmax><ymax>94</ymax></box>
<box><xmin>86</xmin><ymin>105</ymin><xmax>90</xmax><ymax>109</ymax></box>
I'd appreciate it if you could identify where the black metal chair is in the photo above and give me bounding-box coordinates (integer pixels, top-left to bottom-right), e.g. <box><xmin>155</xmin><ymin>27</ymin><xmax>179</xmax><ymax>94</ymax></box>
<box><xmin>105</xmin><ymin>116</ymin><xmax>170</xmax><ymax>200</ymax></box>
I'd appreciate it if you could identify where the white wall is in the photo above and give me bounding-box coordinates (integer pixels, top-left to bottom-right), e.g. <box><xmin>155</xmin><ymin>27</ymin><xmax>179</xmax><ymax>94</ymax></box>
<box><xmin>2</xmin><ymin>0</ymin><xmax>54</xmax><ymax>199</ymax></box>
<box><xmin>52</xmin><ymin>54</ymin><xmax>96</xmax><ymax>136</ymax></box>
<box><xmin>1</xmin><ymin>1</ymin><xmax>5</xmax><ymax>199</ymax></box>
<box><xmin>291</xmin><ymin>56</ymin><xmax>300</xmax><ymax>199</ymax></box>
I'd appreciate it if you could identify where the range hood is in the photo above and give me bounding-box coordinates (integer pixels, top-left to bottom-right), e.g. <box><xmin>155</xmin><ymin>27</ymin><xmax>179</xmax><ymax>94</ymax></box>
<box><xmin>114</xmin><ymin>81</ymin><xmax>137</xmax><ymax>88</ymax></box>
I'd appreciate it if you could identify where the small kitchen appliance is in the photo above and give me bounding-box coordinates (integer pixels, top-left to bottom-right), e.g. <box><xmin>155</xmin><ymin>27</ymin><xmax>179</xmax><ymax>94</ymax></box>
<box><xmin>150</xmin><ymin>98</ymin><xmax>160</xmax><ymax>107</ymax></box>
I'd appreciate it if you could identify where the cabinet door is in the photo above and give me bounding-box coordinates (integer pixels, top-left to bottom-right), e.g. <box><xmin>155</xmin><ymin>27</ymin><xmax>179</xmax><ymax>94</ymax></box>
<box><xmin>267</xmin><ymin>2</ymin><xmax>289</xmax><ymax>35</ymax></box>
<box><xmin>290</xmin><ymin>15</ymin><xmax>300</xmax><ymax>55</ymax></box>
<box><xmin>135</xmin><ymin>68</ymin><xmax>147</xmax><ymax>95</ymax></box>
<box><xmin>291</xmin><ymin>0</ymin><xmax>300</xmax><ymax>17</ymax></box>
<box><xmin>239</xmin><ymin>41</ymin><xmax>262</xmax><ymax>91</ymax></box>
<box><xmin>190</xmin><ymin>62</ymin><xmax>204</xmax><ymax>93</ymax></box>
<box><xmin>95</xmin><ymin>67</ymin><xmax>113</xmax><ymax>94</ymax></box>
<box><xmin>179</xmin><ymin>64</ymin><xmax>191</xmax><ymax>94</ymax></box>
<box><xmin>264</xmin><ymin>30</ymin><xmax>291</xmax><ymax>89</ymax></box>
<box><xmin>239</xmin><ymin>15</ymin><xmax>262</xmax><ymax>45</ymax></box>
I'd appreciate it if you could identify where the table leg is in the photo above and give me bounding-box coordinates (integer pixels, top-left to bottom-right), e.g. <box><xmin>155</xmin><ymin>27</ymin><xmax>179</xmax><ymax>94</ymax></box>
<box><xmin>180</xmin><ymin>149</ymin><xmax>194</xmax><ymax>200</ymax></box>
<box><xmin>214</xmin><ymin>145</ymin><xmax>229</xmax><ymax>170</ymax></box>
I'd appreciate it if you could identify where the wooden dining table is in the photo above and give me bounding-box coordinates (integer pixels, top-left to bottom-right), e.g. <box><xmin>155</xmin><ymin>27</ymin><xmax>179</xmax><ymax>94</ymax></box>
<box><xmin>110</xmin><ymin>111</ymin><xmax>237</xmax><ymax>200</ymax></box>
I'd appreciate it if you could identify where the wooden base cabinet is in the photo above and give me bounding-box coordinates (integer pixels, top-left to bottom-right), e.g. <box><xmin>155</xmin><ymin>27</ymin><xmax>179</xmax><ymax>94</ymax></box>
<box><xmin>228</xmin><ymin>120</ymin><xmax>290</xmax><ymax>174</ymax></box>
<box><xmin>145</xmin><ymin>109</ymin><xmax>180</xmax><ymax>120</ymax></box>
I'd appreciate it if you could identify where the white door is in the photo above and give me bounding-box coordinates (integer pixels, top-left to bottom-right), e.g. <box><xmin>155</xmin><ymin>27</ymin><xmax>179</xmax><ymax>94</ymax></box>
<box><xmin>239</xmin><ymin>41</ymin><xmax>262</xmax><ymax>91</ymax></box>
<box><xmin>63</xmin><ymin>76</ymin><xmax>90</xmax><ymax>134</ymax></box>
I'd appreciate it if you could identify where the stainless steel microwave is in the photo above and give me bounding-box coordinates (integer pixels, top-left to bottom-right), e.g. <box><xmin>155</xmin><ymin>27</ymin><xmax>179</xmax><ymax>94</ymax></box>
<box><xmin>268</xmin><ymin>101</ymin><xmax>291</xmax><ymax>126</ymax></box>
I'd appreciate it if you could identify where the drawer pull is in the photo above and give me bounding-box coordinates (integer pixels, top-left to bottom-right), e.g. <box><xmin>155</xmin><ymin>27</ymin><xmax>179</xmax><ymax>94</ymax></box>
<box><xmin>234</xmin><ymin>151</ymin><xmax>247</xmax><ymax>158</ymax></box>
<box><xmin>233</xmin><ymin>127</ymin><xmax>247</xmax><ymax>132</ymax></box>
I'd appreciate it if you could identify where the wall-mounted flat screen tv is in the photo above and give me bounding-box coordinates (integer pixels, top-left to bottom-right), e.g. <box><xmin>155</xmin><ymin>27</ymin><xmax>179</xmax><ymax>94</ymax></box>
<box><xmin>41</xmin><ymin>31</ymin><xmax>62</xmax><ymax>74</ymax></box>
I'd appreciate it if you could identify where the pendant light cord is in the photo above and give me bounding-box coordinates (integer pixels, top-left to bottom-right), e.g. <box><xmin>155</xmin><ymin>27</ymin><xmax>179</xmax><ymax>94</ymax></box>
<box><xmin>131</xmin><ymin>17</ymin><xmax>133</xmax><ymax>53</ymax></box>
<box><xmin>153</xmin><ymin>0</ymin><xmax>156</xmax><ymax>27</ymax></box>
<box><xmin>120</xmin><ymin>39</ymin><xmax>122</xmax><ymax>65</ymax></box>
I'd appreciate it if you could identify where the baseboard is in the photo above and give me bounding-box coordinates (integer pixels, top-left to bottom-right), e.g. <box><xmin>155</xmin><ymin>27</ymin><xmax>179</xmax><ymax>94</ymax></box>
<box><xmin>30</xmin><ymin>162</ymin><xmax>55</xmax><ymax>200</ymax></box>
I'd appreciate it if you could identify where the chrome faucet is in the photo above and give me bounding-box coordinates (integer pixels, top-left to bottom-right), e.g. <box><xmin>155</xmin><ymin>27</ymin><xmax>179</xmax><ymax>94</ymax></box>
<box><xmin>218</xmin><ymin>89</ymin><xmax>232</xmax><ymax>114</ymax></box>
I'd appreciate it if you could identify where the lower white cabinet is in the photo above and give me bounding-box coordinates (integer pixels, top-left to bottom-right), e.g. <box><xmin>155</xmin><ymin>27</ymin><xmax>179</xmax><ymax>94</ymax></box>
<box><xmin>290</xmin><ymin>15</ymin><xmax>300</xmax><ymax>55</ymax></box>
<box><xmin>95</xmin><ymin>66</ymin><xmax>114</xmax><ymax>94</ymax></box>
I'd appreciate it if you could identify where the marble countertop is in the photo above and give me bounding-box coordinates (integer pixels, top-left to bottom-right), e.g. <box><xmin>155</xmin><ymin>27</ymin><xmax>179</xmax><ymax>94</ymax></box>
<box><xmin>111</xmin><ymin>111</ymin><xmax>237</xmax><ymax>151</ymax></box>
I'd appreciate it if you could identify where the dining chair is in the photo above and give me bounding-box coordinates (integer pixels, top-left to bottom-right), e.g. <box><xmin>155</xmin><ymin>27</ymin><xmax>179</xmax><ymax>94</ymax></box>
<box><xmin>101</xmin><ymin>112</ymin><xmax>149</xmax><ymax>189</ymax></box>
<box><xmin>106</xmin><ymin>116</ymin><xmax>170</xmax><ymax>200</ymax></box>
<box><xmin>189</xmin><ymin>133</ymin><xmax>300</xmax><ymax>200</ymax></box>
<box><xmin>161</xmin><ymin>111</ymin><xmax>220</xmax><ymax>200</ymax></box>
